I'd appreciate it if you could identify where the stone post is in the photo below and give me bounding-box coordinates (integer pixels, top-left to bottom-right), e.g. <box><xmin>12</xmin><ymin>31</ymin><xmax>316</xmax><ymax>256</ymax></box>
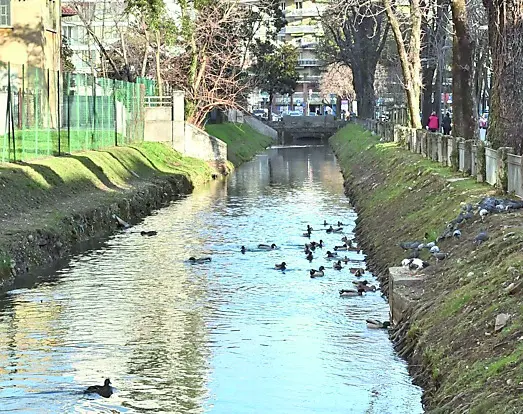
<box><xmin>431</xmin><ymin>133</ymin><xmax>440</xmax><ymax>161</ymax></box>
<box><xmin>462</xmin><ymin>140</ymin><xmax>473</xmax><ymax>175</ymax></box>
<box><xmin>497</xmin><ymin>147</ymin><xmax>514</xmax><ymax>192</ymax></box>
<box><xmin>448</xmin><ymin>136</ymin><xmax>458</xmax><ymax>169</ymax></box>
<box><xmin>471</xmin><ymin>144</ymin><xmax>478</xmax><ymax>176</ymax></box>
<box><xmin>475</xmin><ymin>141</ymin><xmax>486</xmax><ymax>182</ymax></box>
<box><xmin>437</xmin><ymin>134</ymin><xmax>447</xmax><ymax>165</ymax></box>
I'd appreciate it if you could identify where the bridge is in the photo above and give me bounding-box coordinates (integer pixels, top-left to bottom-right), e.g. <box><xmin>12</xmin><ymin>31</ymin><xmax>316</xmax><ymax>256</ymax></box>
<box><xmin>267</xmin><ymin>115</ymin><xmax>348</xmax><ymax>144</ymax></box>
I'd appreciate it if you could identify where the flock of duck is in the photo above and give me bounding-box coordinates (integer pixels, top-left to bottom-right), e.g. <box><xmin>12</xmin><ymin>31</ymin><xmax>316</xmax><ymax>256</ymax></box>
<box><xmin>234</xmin><ymin>219</ymin><xmax>390</xmax><ymax>330</ymax></box>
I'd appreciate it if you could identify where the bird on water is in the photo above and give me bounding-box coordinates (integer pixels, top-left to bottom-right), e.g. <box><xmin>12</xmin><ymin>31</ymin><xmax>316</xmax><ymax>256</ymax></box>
<box><xmin>85</xmin><ymin>378</ymin><xmax>113</xmax><ymax>398</ymax></box>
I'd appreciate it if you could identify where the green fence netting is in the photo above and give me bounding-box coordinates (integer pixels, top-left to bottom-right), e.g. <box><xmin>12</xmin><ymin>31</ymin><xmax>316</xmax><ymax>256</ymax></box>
<box><xmin>1</xmin><ymin>63</ymin><xmax>151</xmax><ymax>162</ymax></box>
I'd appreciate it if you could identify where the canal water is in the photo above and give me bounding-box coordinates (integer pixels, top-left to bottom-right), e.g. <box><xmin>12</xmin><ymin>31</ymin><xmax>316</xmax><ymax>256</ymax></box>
<box><xmin>0</xmin><ymin>144</ymin><xmax>423</xmax><ymax>413</ymax></box>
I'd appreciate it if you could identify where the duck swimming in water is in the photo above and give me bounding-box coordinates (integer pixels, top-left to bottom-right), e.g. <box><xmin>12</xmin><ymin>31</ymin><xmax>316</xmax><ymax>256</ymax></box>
<box><xmin>275</xmin><ymin>262</ymin><xmax>286</xmax><ymax>270</ymax></box>
<box><xmin>326</xmin><ymin>251</ymin><xmax>338</xmax><ymax>258</ymax></box>
<box><xmin>366</xmin><ymin>319</ymin><xmax>391</xmax><ymax>329</ymax></box>
<box><xmin>140</xmin><ymin>230</ymin><xmax>157</xmax><ymax>237</ymax></box>
<box><xmin>241</xmin><ymin>246</ymin><xmax>246</xmax><ymax>254</ymax></box>
<box><xmin>188</xmin><ymin>257</ymin><xmax>212</xmax><ymax>264</ymax></box>
<box><xmin>339</xmin><ymin>288</ymin><xmax>365</xmax><ymax>297</ymax></box>
<box><xmin>333</xmin><ymin>260</ymin><xmax>343</xmax><ymax>270</ymax></box>
<box><xmin>310</xmin><ymin>266</ymin><xmax>325</xmax><ymax>278</ymax></box>
<box><xmin>258</xmin><ymin>243</ymin><xmax>277</xmax><ymax>250</ymax></box>
<box><xmin>85</xmin><ymin>378</ymin><xmax>113</xmax><ymax>398</ymax></box>
<box><xmin>306</xmin><ymin>252</ymin><xmax>313</xmax><ymax>261</ymax></box>
<box><xmin>323</xmin><ymin>220</ymin><xmax>329</xmax><ymax>226</ymax></box>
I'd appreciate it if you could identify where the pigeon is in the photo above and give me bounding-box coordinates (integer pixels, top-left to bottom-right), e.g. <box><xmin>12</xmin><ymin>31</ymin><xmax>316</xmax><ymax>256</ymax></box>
<box><xmin>400</xmin><ymin>241</ymin><xmax>422</xmax><ymax>250</ymax></box>
<box><xmin>425</xmin><ymin>241</ymin><xmax>436</xmax><ymax>249</ymax></box>
<box><xmin>479</xmin><ymin>209</ymin><xmax>489</xmax><ymax>221</ymax></box>
<box><xmin>406</xmin><ymin>249</ymin><xmax>420</xmax><ymax>259</ymax></box>
<box><xmin>453</xmin><ymin>229</ymin><xmax>462</xmax><ymax>239</ymax></box>
<box><xmin>401</xmin><ymin>258</ymin><xmax>412</xmax><ymax>267</ymax></box>
<box><xmin>430</xmin><ymin>245</ymin><xmax>440</xmax><ymax>253</ymax></box>
<box><xmin>409</xmin><ymin>258</ymin><xmax>430</xmax><ymax>270</ymax></box>
<box><xmin>433</xmin><ymin>252</ymin><xmax>447</xmax><ymax>261</ymax></box>
<box><xmin>474</xmin><ymin>231</ymin><xmax>489</xmax><ymax>245</ymax></box>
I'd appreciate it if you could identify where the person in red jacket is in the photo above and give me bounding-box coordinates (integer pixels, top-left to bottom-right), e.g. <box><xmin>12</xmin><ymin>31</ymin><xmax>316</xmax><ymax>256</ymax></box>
<box><xmin>427</xmin><ymin>111</ymin><xmax>439</xmax><ymax>132</ymax></box>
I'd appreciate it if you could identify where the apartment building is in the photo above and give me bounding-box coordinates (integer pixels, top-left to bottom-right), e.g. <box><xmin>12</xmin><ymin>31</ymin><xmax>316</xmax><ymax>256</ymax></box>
<box><xmin>276</xmin><ymin>0</ymin><xmax>327</xmax><ymax>115</ymax></box>
<box><xmin>62</xmin><ymin>1</ymin><xmax>130</xmax><ymax>75</ymax></box>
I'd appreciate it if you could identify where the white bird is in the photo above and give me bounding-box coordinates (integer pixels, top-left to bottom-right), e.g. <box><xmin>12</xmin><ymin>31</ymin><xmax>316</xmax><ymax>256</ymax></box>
<box><xmin>430</xmin><ymin>245</ymin><xmax>440</xmax><ymax>253</ymax></box>
<box><xmin>113</xmin><ymin>214</ymin><xmax>130</xmax><ymax>229</ymax></box>
<box><xmin>479</xmin><ymin>209</ymin><xmax>489</xmax><ymax>221</ymax></box>
<box><xmin>401</xmin><ymin>258</ymin><xmax>412</xmax><ymax>267</ymax></box>
<box><xmin>410</xmin><ymin>258</ymin><xmax>429</xmax><ymax>270</ymax></box>
<box><xmin>425</xmin><ymin>241</ymin><xmax>436</xmax><ymax>248</ymax></box>
<box><xmin>453</xmin><ymin>229</ymin><xmax>462</xmax><ymax>239</ymax></box>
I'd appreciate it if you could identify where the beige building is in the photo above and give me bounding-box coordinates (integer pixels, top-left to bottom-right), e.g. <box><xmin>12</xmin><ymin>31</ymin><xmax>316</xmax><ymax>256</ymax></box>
<box><xmin>276</xmin><ymin>0</ymin><xmax>327</xmax><ymax>114</ymax></box>
<box><xmin>0</xmin><ymin>0</ymin><xmax>61</xmax><ymax>71</ymax></box>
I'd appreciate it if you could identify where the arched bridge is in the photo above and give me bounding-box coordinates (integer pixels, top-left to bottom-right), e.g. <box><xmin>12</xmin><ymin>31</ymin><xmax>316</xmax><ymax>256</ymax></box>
<box><xmin>267</xmin><ymin>115</ymin><xmax>348</xmax><ymax>144</ymax></box>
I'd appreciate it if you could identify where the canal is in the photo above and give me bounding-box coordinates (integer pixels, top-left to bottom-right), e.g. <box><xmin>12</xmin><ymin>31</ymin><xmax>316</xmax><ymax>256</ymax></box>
<box><xmin>0</xmin><ymin>144</ymin><xmax>423</xmax><ymax>413</ymax></box>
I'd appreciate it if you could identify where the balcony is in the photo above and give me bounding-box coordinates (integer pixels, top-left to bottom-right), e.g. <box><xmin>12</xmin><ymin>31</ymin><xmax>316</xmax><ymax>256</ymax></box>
<box><xmin>297</xmin><ymin>59</ymin><xmax>323</xmax><ymax>67</ymax></box>
<box><xmin>284</xmin><ymin>8</ymin><xmax>321</xmax><ymax>19</ymax></box>
<box><xmin>297</xmin><ymin>75</ymin><xmax>321</xmax><ymax>84</ymax></box>
<box><xmin>280</xmin><ymin>25</ymin><xmax>321</xmax><ymax>35</ymax></box>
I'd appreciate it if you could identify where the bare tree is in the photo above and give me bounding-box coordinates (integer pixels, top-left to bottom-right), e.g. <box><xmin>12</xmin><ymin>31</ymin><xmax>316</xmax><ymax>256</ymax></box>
<box><xmin>382</xmin><ymin>0</ymin><xmax>424</xmax><ymax>129</ymax></box>
<box><xmin>320</xmin><ymin>1</ymin><xmax>389</xmax><ymax>118</ymax></box>
<box><xmin>319</xmin><ymin>63</ymin><xmax>355</xmax><ymax>102</ymax></box>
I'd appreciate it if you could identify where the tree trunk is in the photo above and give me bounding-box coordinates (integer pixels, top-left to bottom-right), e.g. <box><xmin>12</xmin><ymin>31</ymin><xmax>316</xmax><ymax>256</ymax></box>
<box><xmin>383</xmin><ymin>0</ymin><xmax>422</xmax><ymax>129</ymax></box>
<box><xmin>421</xmin><ymin>65</ymin><xmax>436</xmax><ymax>126</ymax></box>
<box><xmin>451</xmin><ymin>0</ymin><xmax>477</xmax><ymax>139</ymax></box>
<box><xmin>352</xmin><ymin>68</ymin><xmax>376</xmax><ymax>119</ymax></box>
<box><xmin>154</xmin><ymin>29</ymin><xmax>163</xmax><ymax>97</ymax></box>
<box><xmin>141</xmin><ymin>25</ymin><xmax>150</xmax><ymax>78</ymax></box>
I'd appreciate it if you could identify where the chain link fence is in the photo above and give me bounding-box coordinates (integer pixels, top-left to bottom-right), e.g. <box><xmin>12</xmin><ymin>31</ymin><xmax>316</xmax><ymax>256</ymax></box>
<box><xmin>0</xmin><ymin>62</ymin><xmax>156</xmax><ymax>162</ymax></box>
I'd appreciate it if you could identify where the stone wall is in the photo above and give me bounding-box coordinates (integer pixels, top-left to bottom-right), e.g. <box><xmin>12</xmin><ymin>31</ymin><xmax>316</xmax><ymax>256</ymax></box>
<box><xmin>356</xmin><ymin>118</ymin><xmax>523</xmax><ymax>198</ymax></box>
<box><xmin>244</xmin><ymin>116</ymin><xmax>278</xmax><ymax>140</ymax></box>
<box><xmin>184</xmin><ymin>123</ymin><xmax>227</xmax><ymax>164</ymax></box>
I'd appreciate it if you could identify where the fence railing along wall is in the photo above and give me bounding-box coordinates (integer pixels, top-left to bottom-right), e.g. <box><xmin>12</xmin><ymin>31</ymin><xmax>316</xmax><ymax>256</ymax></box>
<box><xmin>355</xmin><ymin>118</ymin><xmax>523</xmax><ymax>198</ymax></box>
<box><xmin>0</xmin><ymin>62</ymin><xmax>156</xmax><ymax>163</ymax></box>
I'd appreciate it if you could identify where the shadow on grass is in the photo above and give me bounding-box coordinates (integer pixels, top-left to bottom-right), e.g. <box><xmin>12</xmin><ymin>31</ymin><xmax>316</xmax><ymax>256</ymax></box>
<box><xmin>130</xmin><ymin>147</ymin><xmax>161</xmax><ymax>171</ymax></box>
<box><xmin>18</xmin><ymin>162</ymin><xmax>65</xmax><ymax>187</ymax></box>
<box><xmin>66</xmin><ymin>155</ymin><xmax>121</xmax><ymax>190</ymax></box>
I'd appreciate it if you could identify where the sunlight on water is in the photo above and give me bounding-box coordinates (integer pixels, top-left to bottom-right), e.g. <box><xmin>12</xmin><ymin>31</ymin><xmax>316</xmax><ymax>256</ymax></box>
<box><xmin>0</xmin><ymin>145</ymin><xmax>423</xmax><ymax>413</ymax></box>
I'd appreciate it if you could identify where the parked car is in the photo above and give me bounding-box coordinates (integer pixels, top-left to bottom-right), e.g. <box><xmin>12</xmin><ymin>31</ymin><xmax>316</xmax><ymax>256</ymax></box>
<box><xmin>252</xmin><ymin>109</ymin><xmax>268</xmax><ymax>120</ymax></box>
<box><xmin>286</xmin><ymin>110</ymin><xmax>302</xmax><ymax>117</ymax></box>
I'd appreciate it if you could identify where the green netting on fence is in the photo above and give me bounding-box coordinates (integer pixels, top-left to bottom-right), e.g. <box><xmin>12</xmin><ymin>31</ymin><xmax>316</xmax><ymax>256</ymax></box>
<box><xmin>0</xmin><ymin>63</ymin><xmax>151</xmax><ymax>162</ymax></box>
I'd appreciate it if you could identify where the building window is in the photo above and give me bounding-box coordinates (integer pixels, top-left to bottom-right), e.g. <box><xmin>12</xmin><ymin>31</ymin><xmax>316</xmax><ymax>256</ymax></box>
<box><xmin>295</xmin><ymin>0</ymin><xmax>303</xmax><ymax>9</ymax></box>
<box><xmin>0</xmin><ymin>0</ymin><xmax>10</xmax><ymax>27</ymax></box>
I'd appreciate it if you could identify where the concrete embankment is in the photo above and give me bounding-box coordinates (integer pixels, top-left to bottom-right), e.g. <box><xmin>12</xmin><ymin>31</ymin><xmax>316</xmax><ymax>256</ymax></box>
<box><xmin>330</xmin><ymin>124</ymin><xmax>523</xmax><ymax>413</ymax></box>
<box><xmin>0</xmin><ymin>125</ymin><xmax>273</xmax><ymax>286</ymax></box>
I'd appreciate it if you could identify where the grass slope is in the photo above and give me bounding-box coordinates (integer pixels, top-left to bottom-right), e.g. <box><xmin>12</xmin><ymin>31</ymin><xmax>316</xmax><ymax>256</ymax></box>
<box><xmin>330</xmin><ymin>124</ymin><xmax>523</xmax><ymax>413</ymax></box>
<box><xmin>205</xmin><ymin>122</ymin><xmax>274</xmax><ymax>166</ymax></box>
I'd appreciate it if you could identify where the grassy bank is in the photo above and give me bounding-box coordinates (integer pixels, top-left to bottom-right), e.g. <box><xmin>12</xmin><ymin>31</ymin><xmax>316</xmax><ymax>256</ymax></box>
<box><xmin>205</xmin><ymin>122</ymin><xmax>274</xmax><ymax>166</ymax></box>
<box><xmin>0</xmin><ymin>142</ymin><xmax>215</xmax><ymax>280</ymax></box>
<box><xmin>330</xmin><ymin>124</ymin><xmax>523</xmax><ymax>413</ymax></box>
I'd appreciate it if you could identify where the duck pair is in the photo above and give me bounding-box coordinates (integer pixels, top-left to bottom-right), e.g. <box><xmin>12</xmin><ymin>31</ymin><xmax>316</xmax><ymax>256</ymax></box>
<box><xmin>310</xmin><ymin>266</ymin><xmax>325</xmax><ymax>278</ymax></box>
<box><xmin>326</xmin><ymin>226</ymin><xmax>343</xmax><ymax>234</ymax></box>
<box><xmin>353</xmin><ymin>280</ymin><xmax>377</xmax><ymax>292</ymax></box>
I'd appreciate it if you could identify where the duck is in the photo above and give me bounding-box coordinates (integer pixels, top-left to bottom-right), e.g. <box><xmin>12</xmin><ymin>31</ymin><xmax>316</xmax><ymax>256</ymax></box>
<box><xmin>258</xmin><ymin>243</ymin><xmax>277</xmax><ymax>250</ymax></box>
<box><xmin>323</xmin><ymin>220</ymin><xmax>329</xmax><ymax>226</ymax></box>
<box><xmin>341</xmin><ymin>256</ymin><xmax>350</xmax><ymax>264</ymax></box>
<box><xmin>307</xmin><ymin>225</ymin><xmax>314</xmax><ymax>233</ymax></box>
<box><xmin>349</xmin><ymin>267</ymin><xmax>365</xmax><ymax>274</ymax></box>
<box><xmin>333</xmin><ymin>260</ymin><xmax>343</xmax><ymax>270</ymax></box>
<box><xmin>366</xmin><ymin>319</ymin><xmax>391</xmax><ymax>329</ymax></box>
<box><xmin>341</xmin><ymin>237</ymin><xmax>353</xmax><ymax>246</ymax></box>
<box><xmin>306</xmin><ymin>252</ymin><xmax>313</xmax><ymax>261</ymax></box>
<box><xmin>310</xmin><ymin>266</ymin><xmax>325</xmax><ymax>278</ymax></box>
<box><xmin>85</xmin><ymin>378</ymin><xmax>113</xmax><ymax>398</ymax></box>
<box><xmin>334</xmin><ymin>244</ymin><xmax>349</xmax><ymax>251</ymax></box>
<box><xmin>316</xmin><ymin>240</ymin><xmax>325</xmax><ymax>248</ymax></box>
<box><xmin>275</xmin><ymin>262</ymin><xmax>286</xmax><ymax>270</ymax></box>
<box><xmin>326</xmin><ymin>251</ymin><xmax>338</xmax><ymax>258</ymax></box>
<box><xmin>332</xmin><ymin>227</ymin><xmax>344</xmax><ymax>233</ymax></box>
<box><xmin>355</xmin><ymin>269</ymin><xmax>363</xmax><ymax>277</ymax></box>
<box><xmin>337</xmin><ymin>221</ymin><xmax>346</xmax><ymax>226</ymax></box>
<box><xmin>241</xmin><ymin>246</ymin><xmax>246</xmax><ymax>254</ymax></box>
<box><xmin>140</xmin><ymin>230</ymin><xmax>157</xmax><ymax>237</ymax></box>
<box><xmin>188</xmin><ymin>257</ymin><xmax>212</xmax><ymax>264</ymax></box>
<box><xmin>339</xmin><ymin>288</ymin><xmax>364</xmax><ymax>297</ymax></box>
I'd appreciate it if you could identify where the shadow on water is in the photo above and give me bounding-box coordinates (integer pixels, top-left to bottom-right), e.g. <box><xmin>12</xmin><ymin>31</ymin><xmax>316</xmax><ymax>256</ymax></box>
<box><xmin>0</xmin><ymin>144</ymin><xmax>423</xmax><ymax>413</ymax></box>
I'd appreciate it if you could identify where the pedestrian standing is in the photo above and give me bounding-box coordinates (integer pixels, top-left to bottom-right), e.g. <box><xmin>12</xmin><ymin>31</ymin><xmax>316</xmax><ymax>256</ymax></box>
<box><xmin>427</xmin><ymin>111</ymin><xmax>439</xmax><ymax>132</ymax></box>
<box><xmin>442</xmin><ymin>112</ymin><xmax>452</xmax><ymax>135</ymax></box>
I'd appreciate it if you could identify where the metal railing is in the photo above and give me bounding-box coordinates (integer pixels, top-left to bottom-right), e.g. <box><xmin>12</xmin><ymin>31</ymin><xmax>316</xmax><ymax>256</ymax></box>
<box><xmin>0</xmin><ymin>62</ymin><xmax>155</xmax><ymax>163</ymax></box>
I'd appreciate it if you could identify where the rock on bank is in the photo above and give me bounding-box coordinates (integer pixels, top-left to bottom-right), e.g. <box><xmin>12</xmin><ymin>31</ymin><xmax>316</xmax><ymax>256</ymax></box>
<box><xmin>330</xmin><ymin>124</ymin><xmax>523</xmax><ymax>414</ymax></box>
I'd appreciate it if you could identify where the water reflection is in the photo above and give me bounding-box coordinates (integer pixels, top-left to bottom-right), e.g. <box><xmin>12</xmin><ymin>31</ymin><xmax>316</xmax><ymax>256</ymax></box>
<box><xmin>0</xmin><ymin>144</ymin><xmax>423</xmax><ymax>413</ymax></box>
